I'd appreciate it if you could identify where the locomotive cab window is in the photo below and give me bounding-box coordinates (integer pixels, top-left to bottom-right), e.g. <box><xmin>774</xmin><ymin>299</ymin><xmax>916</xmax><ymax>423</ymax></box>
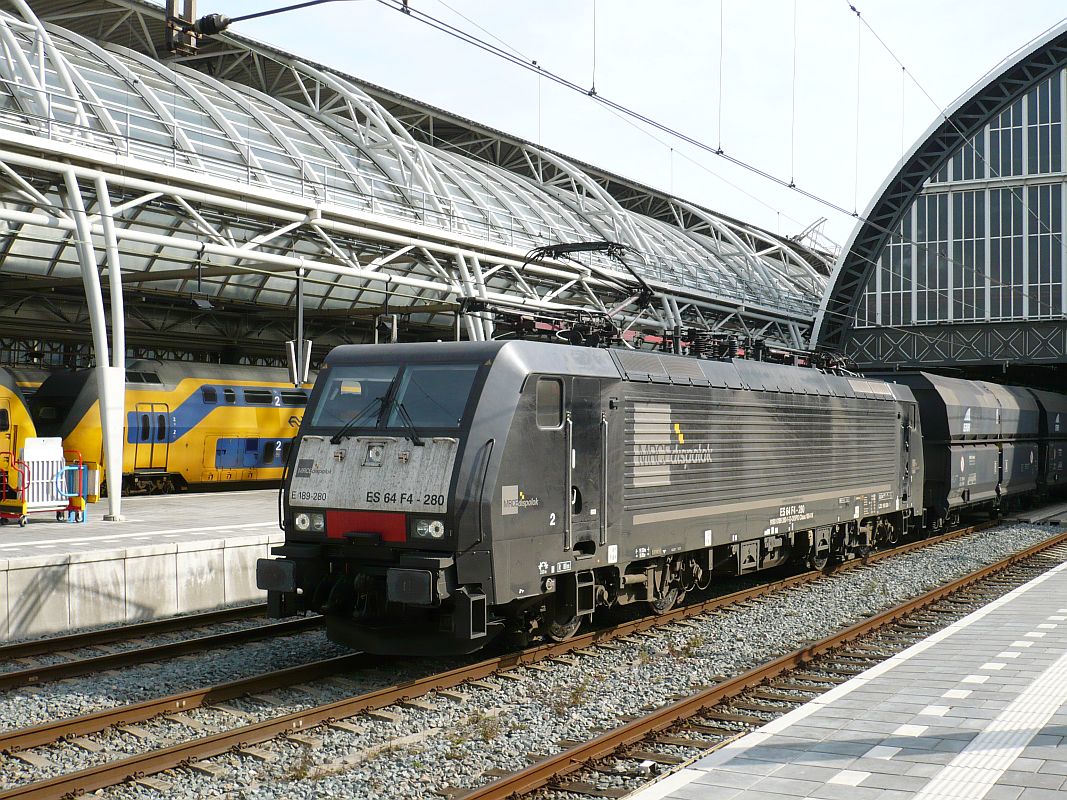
<box><xmin>307</xmin><ymin>363</ymin><xmax>480</xmax><ymax>432</ymax></box>
<box><xmin>0</xmin><ymin>408</ymin><xmax>8</xmax><ymax>432</ymax></box>
<box><xmin>536</xmin><ymin>377</ymin><xmax>564</xmax><ymax>429</ymax></box>
<box><xmin>384</xmin><ymin>363</ymin><xmax>480</xmax><ymax>429</ymax></box>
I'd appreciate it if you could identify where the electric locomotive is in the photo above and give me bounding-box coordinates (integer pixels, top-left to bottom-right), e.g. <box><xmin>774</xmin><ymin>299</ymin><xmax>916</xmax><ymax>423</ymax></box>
<box><xmin>260</xmin><ymin>341</ymin><xmax>923</xmax><ymax>655</ymax></box>
<box><xmin>30</xmin><ymin>360</ymin><xmax>311</xmax><ymax>494</ymax></box>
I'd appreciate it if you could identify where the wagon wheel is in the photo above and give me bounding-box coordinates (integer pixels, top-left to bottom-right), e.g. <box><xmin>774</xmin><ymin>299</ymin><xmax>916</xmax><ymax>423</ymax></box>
<box><xmin>546</xmin><ymin>615</ymin><xmax>581</xmax><ymax>642</ymax></box>
<box><xmin>806</xmin><ymin>551</ymin><xmax>829</xmax><ymax>570</ymax></box>
<box><xmin>648</xmin><ymin>586</ymin><xmax>680</xmax><ymax>615</ymax></box>
<box><xmin>18</xmin><ymin>515</ymin><xmax>27</xmax><ymax>528</ymax></box>
<box><xmin>56</xmin><ymin>512</ymin><xmax>65</xmax><ymax>522</ymax></box>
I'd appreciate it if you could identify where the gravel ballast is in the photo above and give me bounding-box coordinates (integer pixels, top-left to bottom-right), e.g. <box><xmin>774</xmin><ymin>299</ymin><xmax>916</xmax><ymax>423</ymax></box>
<box><xmin>0</xmin><ymin>521</ymin><xmax>1062</xmax><ymax>799</ymax></box>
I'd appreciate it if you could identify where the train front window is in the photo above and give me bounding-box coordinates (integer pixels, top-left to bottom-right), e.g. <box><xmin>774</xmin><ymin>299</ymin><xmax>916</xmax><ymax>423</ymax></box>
<box><xmin>308</xmin><ymin>365</ymin><xmax>398</xmax><ymax>431</ymax></box>
<box><xmin>384</xmin><ymin>364</ymin><xmax>480</xmax><ymax>429</ymax></box>
<box><xmin>307</xmin><ymin>363</ymin><xmax>479</xmax><ymax>433</ymax></box>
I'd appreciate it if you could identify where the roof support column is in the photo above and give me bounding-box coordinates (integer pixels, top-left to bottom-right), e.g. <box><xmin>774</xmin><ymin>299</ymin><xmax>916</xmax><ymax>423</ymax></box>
<box><xmin>63</xmin><ymin>170</ymin><xmax>124</xmax><ymax>522</ymax></box>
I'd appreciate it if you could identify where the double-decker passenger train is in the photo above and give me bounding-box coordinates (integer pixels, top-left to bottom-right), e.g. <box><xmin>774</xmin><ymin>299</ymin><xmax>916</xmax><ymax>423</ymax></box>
<box><xmin>31</xmin><ymin>360</ymin><xmax>311</xmax><ymax>494</ymax></box>
<box><xmin>0</xmin><ymin>368</ymin><xmax>37</xmax><ymax>500</ymax></box>
<box><xmin>257</xmin><ymin>341</ymin><xmax>1067</xmax><ymax>656</ymax></box>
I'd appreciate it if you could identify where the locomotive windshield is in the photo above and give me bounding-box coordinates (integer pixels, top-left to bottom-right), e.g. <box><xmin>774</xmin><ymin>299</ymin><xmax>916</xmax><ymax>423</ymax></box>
<box><xmin>308</xmin><ymin>362</ymin><xmax>479</xmax><ymax>433</ymax></box>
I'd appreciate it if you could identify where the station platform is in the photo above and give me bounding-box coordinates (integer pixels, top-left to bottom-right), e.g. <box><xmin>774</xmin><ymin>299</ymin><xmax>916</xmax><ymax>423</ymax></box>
<box><xmin>0</xmin><ymin>490</ymin><xmax>281</xmax><ymax>642</ymax></box>
<box><xmin>637</xmin><ymin>559</ymin><xmax>1067</xmax><ymax>800</ymax></box>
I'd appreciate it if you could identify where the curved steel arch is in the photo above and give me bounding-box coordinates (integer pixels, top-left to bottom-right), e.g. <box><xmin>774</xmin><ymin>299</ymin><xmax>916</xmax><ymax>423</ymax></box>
<box><xmin>813</xmin><ymin>20</ymin><xmax>1067</xmax><ymax>352</ymax></box>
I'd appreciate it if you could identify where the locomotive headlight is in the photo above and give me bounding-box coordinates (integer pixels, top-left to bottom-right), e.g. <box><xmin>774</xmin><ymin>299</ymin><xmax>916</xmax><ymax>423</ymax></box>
<box><xmin>293</xmin><ymin>512</ymin><xmax>325</xmax><ymax>533</ymax></box>
<box><xmin>413</xmin><ymin>518</ymin><xmax>446</xmax><ymax>539</ymax></box>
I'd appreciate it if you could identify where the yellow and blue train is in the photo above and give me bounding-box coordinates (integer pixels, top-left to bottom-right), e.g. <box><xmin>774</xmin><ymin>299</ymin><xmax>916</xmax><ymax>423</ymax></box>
<box><xmin>30</xmin><ymin>360</ymin><xmax>311</xmax><ymax>494</ymax></box>
<box><xmin>0</xmin><ymin>368</ymin><xmax>37</xmax><ymax>500</ymax></box>
<box><xmin>5</xmin><ymin>366</ymin><xmax>52</xmax><ymax>400</ymax></box>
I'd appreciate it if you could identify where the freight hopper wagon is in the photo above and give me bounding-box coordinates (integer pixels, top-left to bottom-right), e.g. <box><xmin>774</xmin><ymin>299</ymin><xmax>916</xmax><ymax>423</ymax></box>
<box><xmin>30</xmin><ymin>360</ymin><xmax>310</xmax><ymax>495</ymax></box>
<box><xmin>1029</xmin><ymin>388</ymin><xmax>1067</xmax><ymax>495</ymax></box>
<box><xmin>261</xmin><ymin>341</ymin><xmax>924</xmax><ymax>655</ymax></box>
<box><xmin>874</xmin><ymin>373</ymin><xmax>1040</xmax><ymax>524</ymax></box>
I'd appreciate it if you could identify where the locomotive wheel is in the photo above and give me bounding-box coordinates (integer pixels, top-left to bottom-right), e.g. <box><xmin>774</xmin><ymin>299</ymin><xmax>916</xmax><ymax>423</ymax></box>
<box><xmin>546</xmin><ymin>615</ymin><xmax>581</xmax><ymax>642</ymax></box>
<box><xmin>648</xmin><ymin>586</ymin><xmax>680</xmax><ymax>614</ymax></box>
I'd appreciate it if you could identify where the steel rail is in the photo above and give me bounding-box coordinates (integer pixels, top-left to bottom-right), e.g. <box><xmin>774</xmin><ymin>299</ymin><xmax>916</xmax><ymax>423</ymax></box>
<box><xmin>0</xmin><ymin>653</ymin><xmax>371</xmax><ymax>753</ymax></box>
<box><xmin>459</xmin><ymin>529</ymin><xmax>1067</xmax><ymax>800</ymax></box>
<box><xmin>0</xmin><ymin>617</ymin><xmax>322</xmax><ymax>691</ymax></box>
<box><xmin>0</xmin><ymin>604</ymin><xmax>267</xmax><ymax>662</ymax></box>
<box><xmin>0</xmin><ymin>518</ymin><xmax>1005</xmax><ymax>798</ymax></box>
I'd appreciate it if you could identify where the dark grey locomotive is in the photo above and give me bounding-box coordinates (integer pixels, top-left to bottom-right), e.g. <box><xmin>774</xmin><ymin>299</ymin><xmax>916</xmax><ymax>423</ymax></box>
<box><xmin>259</xmin><ymin>341</ymin><xmax>926</xmax><ymax>655</ymax></box>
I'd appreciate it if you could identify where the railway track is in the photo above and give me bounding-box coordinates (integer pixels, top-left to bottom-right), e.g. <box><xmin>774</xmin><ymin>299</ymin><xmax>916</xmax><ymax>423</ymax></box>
<box><xmin>0</xmin><ymin>603</ymin><xmax>267</xmax><ymax>663</ymax></box>
<box><xmin>0</xmin><ymin>614</ymin><xmax>321</xmax><ymax>691</ymax></box>
<box><xmin>0</xmin><ymin>516</ymin><xmax>1037</xmax><ymax>799</ymax></box>
<box><xmin>457</xmin><ymin>533</ymin><xmax>1067</xmax><ymax>800</ymax></box>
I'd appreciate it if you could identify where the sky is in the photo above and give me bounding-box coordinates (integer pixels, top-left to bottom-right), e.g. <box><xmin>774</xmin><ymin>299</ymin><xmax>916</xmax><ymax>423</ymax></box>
<box><xmin>197</xmin><ymin>1</ymin><xmax>1066</xmax><ymax>251</ymax></box>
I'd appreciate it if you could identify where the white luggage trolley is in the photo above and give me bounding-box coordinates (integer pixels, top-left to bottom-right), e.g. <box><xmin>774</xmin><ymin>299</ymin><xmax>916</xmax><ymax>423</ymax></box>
<box><xmin>0</xmin><ymin>437</ymin><xmax>88</xmax><ymax>527</ymax></box>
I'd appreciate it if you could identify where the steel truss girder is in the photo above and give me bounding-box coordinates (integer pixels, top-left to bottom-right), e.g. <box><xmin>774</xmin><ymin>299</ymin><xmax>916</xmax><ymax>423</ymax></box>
<box><xmin>0</xmin><ymin>140</ymin><xmax>814</xmax><ymax>345</ymax></box>
<box><xmin>19</xmin><ymin>0</ymin><xmax>823</xmax><ymax>338</ymax></box>
<box><xmin>815</xmin><ymin>24</ymin><xmax>1067</xmax><ymax>354</ymax></box>
<box><xmin>845</xmin><ymin>322</ymin><xmax>1067</xmax><ymax>368</ymax></box>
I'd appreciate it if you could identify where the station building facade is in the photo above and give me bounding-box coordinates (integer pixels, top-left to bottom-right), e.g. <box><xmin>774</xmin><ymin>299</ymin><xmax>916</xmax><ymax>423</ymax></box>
<box><xmin>816</xmin><ymin>23</ymin><xmax>1067</xmax><ymax>379</ymax></box>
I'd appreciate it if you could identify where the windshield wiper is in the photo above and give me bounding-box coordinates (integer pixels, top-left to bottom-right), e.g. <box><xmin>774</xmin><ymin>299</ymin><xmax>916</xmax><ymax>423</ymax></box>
<box><xmin>395</xmin><ymin>401</ymin><xmax>425</xmax><ymax>446</ymax></box>
<box><xmin>330</xmin><ymin>396</ymin><xmax>385</xmax><ymax>445</ymax></box>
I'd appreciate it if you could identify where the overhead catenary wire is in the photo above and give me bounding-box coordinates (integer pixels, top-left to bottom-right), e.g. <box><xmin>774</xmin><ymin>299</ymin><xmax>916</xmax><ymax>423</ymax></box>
<box><xmin>376</xmin><ymin>0</ymin><xmax>1067</xmax><ymax>321</ymax></box>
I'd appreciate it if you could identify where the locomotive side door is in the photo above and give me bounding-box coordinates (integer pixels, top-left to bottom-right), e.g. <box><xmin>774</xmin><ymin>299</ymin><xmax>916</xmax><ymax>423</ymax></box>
<box><xmin>134</xmin><ymin>402</ymin><xmax>170</xmax><ymax>472</ymax></box>
<box><xmin>567</xmin><ymin>378</ymin><xmax>606</xmax><ymax>556</ymax></box>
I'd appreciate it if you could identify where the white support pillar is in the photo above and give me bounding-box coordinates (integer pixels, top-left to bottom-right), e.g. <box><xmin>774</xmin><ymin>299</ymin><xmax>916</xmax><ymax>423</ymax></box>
<box><xmin>94</xmin><ymin>175</ymin><xmax>125</xmax><ymax>521</ymax></box>
<box><xmin>63</xmin><ymin>170</ymin><xmax>124</xmax><ymax>521</ymax></box>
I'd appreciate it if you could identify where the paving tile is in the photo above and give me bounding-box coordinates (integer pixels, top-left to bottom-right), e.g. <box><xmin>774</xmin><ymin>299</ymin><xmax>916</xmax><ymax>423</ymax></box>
<box><xmin>767</xmin><ymin>763</ymin><xmax>845</xmax><ymax>783</ymax></box>
<box><xmin>748</xmin><ymin>774</ymin><xmax>824</xmax><ymax>796</ymax></box>
<box><xmin>999</xmin><ymin>770</ymin><xmax>1067</xmax><ymax>790</ymax></box>
<box><xmin>706</xmin><ymin>757</ymin><xmax>781</xmax><ymax>776</ymax></box>
<box><xmin>904</xmin><ymin>761</ymin><xmax>946</xmax><ymax>778</ymax></box>
<box><xmin>1036</xmin><ymin>760</ymin><xmax>1067</xmax><ymax>777</ymax></box>
<box><xmin>1015</xmin><ymin>789</ymin><xmax>1067</xmax><ymax>800</ymax></box>
<box><xmin>845</xmin><ymin>757</ymin><xmax>922</xmax><ymax>776</ymax></box>
<box><xmin>982</xmin><ymin>786</ymin><xmax>1024</xmax><ymax>800</ymax></box>
<box><xmin>1011</xmin><ymin>757</ymin><xmax>1046</xmax><ymax>773</ymax></box>
<box><xmin>689</xmin><ymin>769</ymin><xmax>762</xmax><ymax>789</ymax></box>
<box><xmin>668</xmin><ymin>783</ymin><xmax>744</xmax><ymax>800</ymax></box>
<box><xmin>857</xmin><ymin>771</ymin><xmax>930</xmax><ymax>791</ymax></box>
<box><xmin>805</xmin><ymin>740</ymin><xmax>874</xmax><ymax>757</ymax></box>
<box><xmin>731</xmin><ymin>745</ymin><xmax>812</xmax><ymax>764</ymax></box>
<box><xmin>810</xmin><ymin>784</ymin><xmax>911</xmax><ymax>800</ymax></box>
